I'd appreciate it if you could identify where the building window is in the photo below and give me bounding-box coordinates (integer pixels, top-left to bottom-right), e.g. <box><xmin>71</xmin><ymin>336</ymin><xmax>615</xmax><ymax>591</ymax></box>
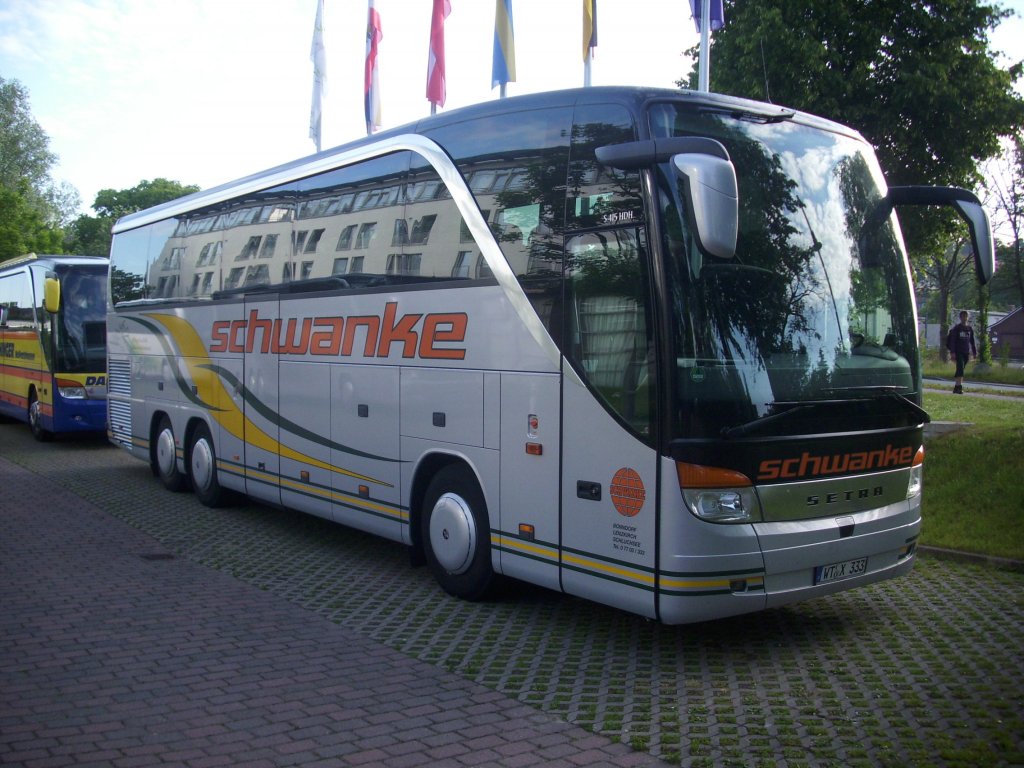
<box><xmin>387</xmin><ymin>253</ymin><xmax>421</xmax><ymax>276</ymax></box>
<box><xmin>304</xmin><ymin>228</ymin><xmax>325</xmax><ymax>253</ymax></box>
<box><xmin>237</xmin><ymin>236</ymin><xmax>260</xmax><ymax>261</ymax></box>
<box><xmin>452</xmin><ymin>251</ymin><xmax>472</xmax><ymax>278</ymax></box>
<box><xmin>336</xmin><ymin>224</ymin><xmax>357</xmax><ymax>250</ymax></box>
<box><xmin>355</xmin><ymin>222</ymin><xmax>376</xmax><ymax>249</ymax></box>
<box><xmin>332</xmin><ymin>257</ymin><xmax>349</xmax><ymax>275</ymax></box>
<box><xmin>259</xmin><ymin>234</ymin><xmax>278</xmax><ymax>259</ymax></box>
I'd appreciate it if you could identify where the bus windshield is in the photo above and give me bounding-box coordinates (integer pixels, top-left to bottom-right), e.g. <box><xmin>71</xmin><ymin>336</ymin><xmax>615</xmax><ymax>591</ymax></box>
<box><xmin>54</xmin><ymin>267</ymin><xmax>107</xmax><ymax>373</ymax></box>
<box><xmin>650</xmin><ymin>103</ymin><xmax>920</xmax><ymax>440</ymax></box>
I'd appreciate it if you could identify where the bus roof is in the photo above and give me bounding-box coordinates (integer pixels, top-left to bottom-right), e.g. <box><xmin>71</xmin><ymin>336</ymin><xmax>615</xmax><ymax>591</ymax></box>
<box><xmin>0</xmin><ymin>253</ymin><xmax>109</xmax><ymax>271</ymax></box>
<box><xmin>112</xmin><ymin>86</ymin><xmax>864</xmax><ymax>235</ymax></box>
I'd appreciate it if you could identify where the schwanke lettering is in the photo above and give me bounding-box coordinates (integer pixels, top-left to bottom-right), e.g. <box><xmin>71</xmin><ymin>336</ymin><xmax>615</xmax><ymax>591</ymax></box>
<box><xmin>209</xmin><ymin>302</ymin><xmax>467</xmax><ymax>360</ymax></box>
<box><xmin>758</xmin><ymin>444</ymin><xmax>914</xmax><ymax>481</ymax></box>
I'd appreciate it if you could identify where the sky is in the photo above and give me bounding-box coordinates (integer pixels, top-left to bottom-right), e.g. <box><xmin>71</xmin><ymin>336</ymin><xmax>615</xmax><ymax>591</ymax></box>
<box><xmin>1</xmin><ymin>0</ymin><xmax>1023</xmax><ymax>219</ymax></box>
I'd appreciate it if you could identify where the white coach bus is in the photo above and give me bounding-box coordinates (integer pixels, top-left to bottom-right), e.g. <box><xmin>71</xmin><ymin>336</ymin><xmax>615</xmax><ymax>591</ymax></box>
<box><xmin>107</xmin><ymin>87</ymin><xmax>992</xmax><ymax>624</ymax></box>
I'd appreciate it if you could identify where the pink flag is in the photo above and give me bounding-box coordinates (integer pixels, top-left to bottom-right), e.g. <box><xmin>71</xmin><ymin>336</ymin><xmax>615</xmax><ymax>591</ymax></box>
<box><xmin>365</xmin><ymin>0</ymin><xmax>383</xmax><ymax>134</ymax></box>
<box><xmin>426</xmin><ymin>0</ymin><xmax>451</xmax><ymax>109</ymax></box>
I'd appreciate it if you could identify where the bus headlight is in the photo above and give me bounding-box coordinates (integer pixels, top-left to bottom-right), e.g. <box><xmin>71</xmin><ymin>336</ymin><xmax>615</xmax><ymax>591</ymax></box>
<box><xmin>677</xmin><ymin>462</ymin><xmax>762</xmax><ymax>524</ymax></box>
<box><xmin>907</xmin><ymin>446</ymin><xmax>924</xmax><ymax>499</ymax></box>
<box><xmin>58</xmin><ymin>383</ymin><xmax>87</xmax><ymax>399</ymax></box>
<box><xmin>683</xmin><ymin>487</ymin><xmax>761</xmax><ymax>523</ymax></box>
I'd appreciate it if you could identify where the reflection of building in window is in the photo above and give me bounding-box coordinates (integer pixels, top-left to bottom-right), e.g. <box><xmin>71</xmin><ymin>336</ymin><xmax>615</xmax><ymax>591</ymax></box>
<box><xmin>475</xmin><ymin>255</ymin><xmax>492</xmax><ymax>279</ymax></box>
<box><xmin>156</xmin><ymin>275</ymin><xmax>178</xmax><ymax>297</ymax></box>
<box><xmin>336</xmin><ymin>224</ymin><xmax>357</xmax><ymax>250</ymax></box>
<box><xmin>332</xmin><ymin>257</ymin><xmax>349</xmax><ymax>275</ymax></box>
<box><xmin>259</xmin><ymin>234</ymin><xmax>278</xmax><ymax>259</ymax></box>
<box><xmin>410</xmin><ymin>214</ymin><xmax>436</xmax><ymax>244</ymax></box>
<box><xmin>350</xmin><ymin>256</ymin><xmax>364</xmax><ymax>272</ymax></box>
<box><xmin>293</xmin><ymin>231</ymin><xmax>308</xmax><ymax>254</ymax></box>
<box><xmin>163</xmin><ymin>248</ymin><xmax>184</xmax><ymax>270</ymax></box>
<box><xmin>386</xmin><ymin>253</ymin><xmax>421</xmax><ymax>275</ymax></box>
<box><xmin>237</xmin><ymin>236</ymin><xmax>261</xmax><ymax>261</ymax></box>
<box><xmin>304</xmin><ymin>228</ymin><xmax>325</xmax><ymax>253</ymax></box>
<box><xmin>391</xmin><ymin>219</ymin><xmax>408</xmax><ymax>247</ymax></box>
<box><xmin>300</xmin><ymin>261</ymin><xmax>314</xmax><ymax>280</ymax></box>
<box><xmin>225</xmin><ymin>267</ymin><xmax>244</xmax><ymax>289</ymax></box>
<box><xmin>461</xmin><ymin>211</ymin><xmax>488</xmax><ymax>242</ymax></box>
<box><xmin>197</xmin><ymin>241</ymin><xmax>222</xmax><ymax>266</ymax></box>
<box><xmin>244</xmin><ymin>264</ymin><xmax>270</xmax><ymax>286</ymax></box>
<box><xmin>201</xmin><ymin>271</ymin><xmax>215</xmax><ymax>294</ymax></box>
<box><xmin>452</xmin><ymin>251</ymin><xmax>472</xmax><ymax>278</ymax></box>
<box><xmin>355</xmin><ymin>223</ymin><xmax>376</xmax><ymax>249</ymax></box>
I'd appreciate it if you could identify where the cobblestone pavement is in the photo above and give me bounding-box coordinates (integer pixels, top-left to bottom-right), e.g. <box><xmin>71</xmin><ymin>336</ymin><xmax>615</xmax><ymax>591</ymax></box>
<box><xmin>1</xmin><ymin>424</ymin><xmax>1022</xmax><ymax>767</ymax></box>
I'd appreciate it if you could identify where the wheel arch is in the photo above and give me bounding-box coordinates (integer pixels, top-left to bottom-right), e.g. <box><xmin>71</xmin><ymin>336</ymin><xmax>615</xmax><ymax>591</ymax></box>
<box><xmin>408</xmin><ymin>450</ymin><xmax>486</xmax><ymax>558</ymax></box>
<box><xmin>148</xmin><ymin>409</ymin><xmax>173</xmax><ymax>474</ymax></box>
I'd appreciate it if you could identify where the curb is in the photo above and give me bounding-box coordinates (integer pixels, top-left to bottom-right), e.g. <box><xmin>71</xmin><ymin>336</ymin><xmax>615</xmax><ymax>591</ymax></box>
<box><xmin>917</xmin><ymin>544</ymin><xmax>1024</xmax><ymax>573</ymax></box>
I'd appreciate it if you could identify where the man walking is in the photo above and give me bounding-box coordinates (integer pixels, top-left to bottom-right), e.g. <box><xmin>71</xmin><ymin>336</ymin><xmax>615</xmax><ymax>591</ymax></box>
<box><xmin>946</xmin><ymin>310</ymin><xmax>977</xmax><ymax>394</ymax></box>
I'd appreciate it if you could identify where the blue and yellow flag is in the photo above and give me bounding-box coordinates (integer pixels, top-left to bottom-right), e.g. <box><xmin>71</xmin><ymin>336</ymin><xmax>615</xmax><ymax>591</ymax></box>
<box><xmin>492</xmin><ymin>0</ymin><xmax>516</xmax><ymax>90</ymax></box>
<box><xmin>582</xmin><ymin>0</ymin><xmax>597</xmax><ymax>62</ymax></box>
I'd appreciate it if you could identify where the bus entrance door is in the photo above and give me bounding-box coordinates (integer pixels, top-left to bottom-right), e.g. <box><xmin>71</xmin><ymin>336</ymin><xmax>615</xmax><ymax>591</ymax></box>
<box><xmin>559</xmin><ymin>377</ymin><xmax>658</xmax><ymax>620</ymax></box>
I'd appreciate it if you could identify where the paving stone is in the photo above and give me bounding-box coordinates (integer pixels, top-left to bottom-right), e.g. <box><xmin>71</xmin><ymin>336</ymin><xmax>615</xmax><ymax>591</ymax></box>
<box><xmin>1</xmin><ymin>424</ymin><xmax>1022</xmax><ymax>767</ymax></box>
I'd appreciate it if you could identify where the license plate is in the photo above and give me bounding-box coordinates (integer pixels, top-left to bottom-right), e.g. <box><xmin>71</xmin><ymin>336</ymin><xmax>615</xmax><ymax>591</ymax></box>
<box><xmin>814</xmin><ymin>556</ymin><xmax>867</xmax><ymax>585</ymax></box>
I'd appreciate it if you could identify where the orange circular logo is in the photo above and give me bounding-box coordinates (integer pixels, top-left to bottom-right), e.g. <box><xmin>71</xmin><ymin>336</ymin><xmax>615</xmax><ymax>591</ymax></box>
<box><xmin>610</xmin><ymin>467</ymin><xmax>645</xmax><ymax>517</ymax></box>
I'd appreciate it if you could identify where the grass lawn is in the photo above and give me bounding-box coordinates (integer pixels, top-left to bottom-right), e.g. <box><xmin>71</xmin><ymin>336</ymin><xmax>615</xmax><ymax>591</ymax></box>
<box><xmin>922</xmin><ymin>349</ymin><xmax>1024</xmax><ymax>386</ymax></box>
<box><xmin>921</xmin><ymin>391</ymin><xmax>1024</xmax><ymax>561</ymax></box>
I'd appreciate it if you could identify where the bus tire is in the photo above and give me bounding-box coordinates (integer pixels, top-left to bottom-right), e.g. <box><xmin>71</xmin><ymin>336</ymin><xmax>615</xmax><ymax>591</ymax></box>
<box><xmin>28</xmin><ymin>391</ymin><xmax>53</xmax><ymax>442</ymax></box>
<box><xmin>189</xmin><ymin>422</ymin><xmax>230</xmax><ymax>507</ymax></box>
<box><xmin>154</xmin><ymin>415</ymin><xmax>188</xmax><ymax>492</ymax></box>
<box><xmin>422</xmin><ymin>464</ymin><xmax>494</xmax><ymax>601</ymax></box>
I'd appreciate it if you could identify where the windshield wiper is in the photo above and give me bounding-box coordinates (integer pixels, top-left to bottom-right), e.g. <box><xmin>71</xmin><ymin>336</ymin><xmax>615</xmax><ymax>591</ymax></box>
<box><xmin>824</xmin><ymin>385</ymin><xmax>931</xmax><ymax>424</ymax></box>
<box><xmin>722</xmin><ymin>389</ymin><xmax>929</xmax><ymax>439</ymax></box>
<box><xmin>721</xmin><ymin>403</ymin><xmax>820</xmax><ymax>439</ymax></box>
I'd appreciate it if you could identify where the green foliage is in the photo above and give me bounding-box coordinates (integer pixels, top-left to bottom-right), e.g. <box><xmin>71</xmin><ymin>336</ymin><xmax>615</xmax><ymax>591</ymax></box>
<box><xmin>65</xmin><ymin>178</ymin><xmax>200</xmax><ymax>257</ymax></box>
<box><xmin>93</xmin><ymin>178</ymin><xmax>200</xmax><ymax>219</ymax></box>
<box><xmin>686</xmin><ymin>0</ymin><xmax>1024</xmax><ymax>257</ymax></box>
<box><xmin>0</xmin><ymin>77</ymin><xmax>69</xmax><ymax>262</ymax></box>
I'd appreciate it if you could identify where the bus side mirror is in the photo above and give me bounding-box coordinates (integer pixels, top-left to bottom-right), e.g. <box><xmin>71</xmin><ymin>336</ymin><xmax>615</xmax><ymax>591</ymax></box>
<box><xmin>43</xmin><ymin>277</ymin><xmax>61</xmax><ymax>314</ymax></box>
<box><xmin>879</xmin><ymin>186</ymin><xmax>995</xmax><ymax>285</ymax></box>
<box><xmin>0</xmin><ymin>306</ymin><xmax>7</xmax><ymax>326</ymax></box>
<box><xmin>671</xmin><ymin>151</ymin><xmax>738</xmax><ymax>260</ymax></box>
<box><xmin>950</xmin><ymin>197</ymin><xmax>994</xmax><ymax>284</ymax></box>
<box><xmin>594</xmin><ymin>136</ymin><xmax>739</xmax><ymax>259</ymax></box>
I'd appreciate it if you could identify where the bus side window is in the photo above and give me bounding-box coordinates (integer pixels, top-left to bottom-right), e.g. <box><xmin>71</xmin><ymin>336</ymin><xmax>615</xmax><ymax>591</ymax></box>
<box><xmin>566</xmin><ymin>229</ymin><xmax>654</xmax><ymax>436</ymax></box>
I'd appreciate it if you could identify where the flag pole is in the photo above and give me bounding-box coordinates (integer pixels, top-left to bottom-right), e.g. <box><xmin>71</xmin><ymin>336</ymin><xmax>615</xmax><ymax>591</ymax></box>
<box><xmin>698</xmin><ymin>0</ymin><xmax>711</xmax><ymax>92</ymax></box>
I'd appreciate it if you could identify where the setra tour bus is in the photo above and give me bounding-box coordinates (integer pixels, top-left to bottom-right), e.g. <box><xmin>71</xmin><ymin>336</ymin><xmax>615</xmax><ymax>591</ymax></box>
<box><xmin>0</xmin><ymin>253</ymin><xmax>109</xmax><ymax>441</ymax></box>
<box><xmin>105</xmin><ymin>87</ymin><xmax>993</xmax><ymax>624</ymax></box>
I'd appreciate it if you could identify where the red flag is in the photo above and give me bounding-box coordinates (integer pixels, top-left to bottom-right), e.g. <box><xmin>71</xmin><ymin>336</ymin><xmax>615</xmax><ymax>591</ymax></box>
<box><xmin>365</xmin><ymin>0</ymin><xmax>383</xmax><ymax>134</ymax></box>
<box><xmin>426</xmin><ymin>0</ymin><xmax>451</xmax><ymax>108</ymax></box>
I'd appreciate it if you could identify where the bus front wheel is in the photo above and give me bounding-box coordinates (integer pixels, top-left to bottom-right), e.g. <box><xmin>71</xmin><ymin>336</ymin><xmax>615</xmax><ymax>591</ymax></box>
<box><xmin>189</xmin><ymin>422</ymin><xmax>230</xmax><ymax>507</ymax></box>
<box><xmin>28</xmin><ymin>391</ymin><xmax>53</xmax><ymax>442</ymax></box>
<box><xmin>422</xmin><ymin>465</ymin><xmax>494</xmax><ymax>601</ymax></box>
<box><xmin>154</xmin><ymin>415</ymin><xmax>188</xmax><ymax>492</ymax></box>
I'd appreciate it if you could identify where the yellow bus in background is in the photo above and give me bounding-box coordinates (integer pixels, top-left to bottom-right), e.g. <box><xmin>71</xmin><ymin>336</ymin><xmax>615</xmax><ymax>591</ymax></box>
<box><xmin>0</xmin><ymin>254</ymin><xmax>108</xmax><ymax>440</ymax></box>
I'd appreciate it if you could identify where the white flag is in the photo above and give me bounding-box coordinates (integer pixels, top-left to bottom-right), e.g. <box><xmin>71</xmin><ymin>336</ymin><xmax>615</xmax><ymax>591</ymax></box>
<box><xmin>309</xmin><ymin>0</ymin><xmax>327</xmax><ymax>151</ymax></box>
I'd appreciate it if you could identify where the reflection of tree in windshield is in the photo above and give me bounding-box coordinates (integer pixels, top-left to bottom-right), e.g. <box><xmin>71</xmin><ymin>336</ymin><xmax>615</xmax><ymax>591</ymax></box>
<box><xmin>655</xmin><ymin>106</ymin><xmax>918</xmax><ymax>438</ymax></box>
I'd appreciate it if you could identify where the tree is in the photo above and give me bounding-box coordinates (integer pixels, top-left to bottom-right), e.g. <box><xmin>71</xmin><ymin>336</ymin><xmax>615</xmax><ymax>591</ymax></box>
<box><xmin>0</xmin><ymin>77</ymin><xmax>75</xmax><ymax>262</ymax></box>
<box><xmin>983</xmin><ymin>135</ymin><xmax>1024</xmax><ymax>309</ymax></box>
<box><xmin>683</xmin><ymin>0</ymin><xmax>1024</xmax><ymax>260</ymax></box>
<box><xmin>65</xmin><ymin>178</ymin><xmax>200</xmax><ymax>257</ymax></box>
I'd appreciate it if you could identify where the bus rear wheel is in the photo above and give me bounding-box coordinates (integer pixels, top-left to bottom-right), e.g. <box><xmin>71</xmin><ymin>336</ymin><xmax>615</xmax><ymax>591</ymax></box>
<box><xmin>28</xmin><ymin>391</ymin><xmax>53</xmax><ymax>442</ymax></box>
<box><xmin>154</xmin><ymin>415</ymin><xmax>187</xmax><ymax>492</ymax></box>
<box><xmin>422</xmin><ymin>465</ymin><xmax>494</xmax><ymax>601</ymax></box>
<box><xmin>189</xmin><ymin>422</ymin><xmax>231</xmax><ymax>507</ymax></box>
